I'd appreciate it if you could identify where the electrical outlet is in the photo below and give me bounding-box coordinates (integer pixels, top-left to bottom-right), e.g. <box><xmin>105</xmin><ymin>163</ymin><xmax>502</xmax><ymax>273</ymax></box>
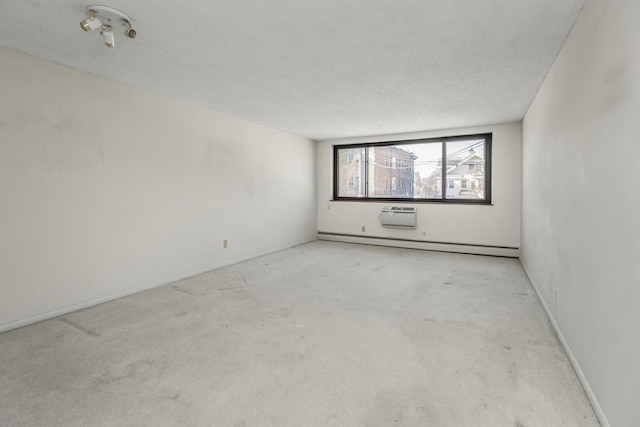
<box><xmin>223</xmin><ymin>240</ymin><xmax>228</xmax><ymax>248</ymax></box>
<box><xmin>555</xmin><ymin>287</ymin><xmax>560</xmax><ymax>303</ymax></box>
<box><xmin>361</xmin><ymin>226</ymin><xmax>366</xmax><ymax>232</ymax></box>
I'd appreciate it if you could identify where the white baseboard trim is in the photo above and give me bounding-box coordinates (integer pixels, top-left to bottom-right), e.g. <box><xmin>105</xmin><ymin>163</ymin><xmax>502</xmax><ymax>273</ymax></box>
<box><xmin>0</xmin><ymin>239</ymin><xmax>316</xmax><ymax>334</ymax></box>
<box><xmin>520</xmin><ymin>260</ymin><xmax>609</xmax><ymax>427</ymax></box>
<box><xmin>318</xmin><ymin>232</ymin><xmax>519</xmax><ymax>258</ymax></box>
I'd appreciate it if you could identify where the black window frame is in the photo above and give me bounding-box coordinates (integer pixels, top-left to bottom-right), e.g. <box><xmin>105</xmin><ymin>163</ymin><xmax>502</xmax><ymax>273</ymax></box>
<box><xmin>332</xmin><ymin>133</ymin><xmax>492</xmax><ymax>204</ymax></box>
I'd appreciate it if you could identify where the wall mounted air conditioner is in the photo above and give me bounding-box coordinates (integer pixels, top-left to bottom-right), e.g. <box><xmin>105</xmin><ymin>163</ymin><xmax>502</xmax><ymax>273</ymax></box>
<box><xmin>379</xmin><ymin>206</ymin><xmax>417</xmax><ymax>229</ymax></box>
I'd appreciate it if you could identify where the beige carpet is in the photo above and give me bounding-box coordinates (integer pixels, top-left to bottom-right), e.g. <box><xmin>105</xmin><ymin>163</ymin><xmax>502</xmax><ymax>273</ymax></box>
<box><xmin>0</xmin><ymin>241</ymin><xmax>599</xmax><ymax>426</ymax></box>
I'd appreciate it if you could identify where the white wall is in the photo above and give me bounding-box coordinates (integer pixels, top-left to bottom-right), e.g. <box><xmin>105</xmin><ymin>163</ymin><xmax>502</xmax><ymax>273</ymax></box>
<box><xmin>521</xmin><ymin>0</ymin><xmax>640</xmax><ymax>425</ymax></box>
<box><xmin>0</xmin><ymin>47</ymin><xmax>317</xmax><ymax>332</ymax></box>
<box><xmin>317</xmin><ymin>123</ymin><xmax>522</xmax><ymax>255</ymax></box>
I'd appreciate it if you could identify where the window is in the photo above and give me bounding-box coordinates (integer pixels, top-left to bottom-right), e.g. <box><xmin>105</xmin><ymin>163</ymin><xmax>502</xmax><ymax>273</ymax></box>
<box><xmin>336</xmin><ymin>147</ymin><xmax>366</xmax><ymax>197</ymax></box>
<box><xmin>333</xmin><ymin>133</ymin><xmax>491</xmax><ymax>203</ymax></box>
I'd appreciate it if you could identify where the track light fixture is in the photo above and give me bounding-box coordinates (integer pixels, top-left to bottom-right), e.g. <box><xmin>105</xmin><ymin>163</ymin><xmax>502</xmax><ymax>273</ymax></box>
<box><xmin>123</xmin><ymin>21</ymin><xmax>136</xmax><ymax>39</ymax></box>
<box><xmin>102</xmin><ymin>25</ymin><xmax>115</xmax><ymax>48</ymax></box>
<box><xmin>80</xmin><ymin>5</ymin><xmax>136</xmax><ymax>48</ymax></box>
<box><xmin>80</xmin><ymin>11</ymin><xmax>102</xmax><ymax>32</ymax></box>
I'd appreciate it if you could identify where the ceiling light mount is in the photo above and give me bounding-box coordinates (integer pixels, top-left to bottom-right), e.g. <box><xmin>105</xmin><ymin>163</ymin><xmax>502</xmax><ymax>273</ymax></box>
<box><xmin>80</xmin><ymin>5</ymin><xmax>136</xmax><ymax>48</ymax></box>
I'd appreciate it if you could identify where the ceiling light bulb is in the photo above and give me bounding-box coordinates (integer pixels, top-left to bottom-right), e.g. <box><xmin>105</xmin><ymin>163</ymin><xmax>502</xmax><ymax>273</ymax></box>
<box><xmin>124</xmin><ymin>24</ymin><xmax>136</xmax><ymax>39</ymax></box>
<box><xmin>102</xmin><ymin>26</ymin><xmax>115</xmax><ymax>48</ymax></box>
<box><xmin>80</xmin><ymin>17</ymin><xmax>102</xmax><ymax>32</ymax></box>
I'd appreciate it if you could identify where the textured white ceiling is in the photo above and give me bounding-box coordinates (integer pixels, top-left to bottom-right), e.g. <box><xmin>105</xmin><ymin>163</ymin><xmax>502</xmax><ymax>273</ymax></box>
<box><xmin>0</xmin><ymin>1</ymin><xmax>585</xmax><ymax>140</ymax></box>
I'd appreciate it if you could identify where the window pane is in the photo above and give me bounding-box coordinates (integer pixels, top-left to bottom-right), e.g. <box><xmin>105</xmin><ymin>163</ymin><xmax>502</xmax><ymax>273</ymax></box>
<box><xmin>367</xmin><ymin>145</ymin><xmax>411</xmax><ymax>198</ymax></box>
<box><xmin>337</xmin><ymin>147</ymin><xmax>366</xmax><ymax>197</ymax></box>
<box><xmin>367</xmin><ymin>143</ymin><xmax>442</xmax><ymax>199</ymax></box>
<box><xmin>445</xmin><ymin>139</ymin><xmax>486</xmax><ymax>199</ymax></box>
<box><xmin>408</xmin><ymin>142</ymin><xmax>443</xmax><ymax>199</ymax></box>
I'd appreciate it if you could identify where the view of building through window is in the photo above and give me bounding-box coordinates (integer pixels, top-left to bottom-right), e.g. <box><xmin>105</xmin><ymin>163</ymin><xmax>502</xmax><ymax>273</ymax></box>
<box><xmin>443</xmin><ymin>139</ymin><xmax>486</xmax><ymax>200</ymax></box>
<box><xmin>335</xmin><ymin>134</ymin><xmax>490</xmax><ymax>202</ymax></box>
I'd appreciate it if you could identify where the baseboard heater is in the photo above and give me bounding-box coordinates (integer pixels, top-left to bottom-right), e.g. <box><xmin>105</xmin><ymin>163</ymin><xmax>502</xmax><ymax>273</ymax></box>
<box><xmin>317</xmin><ymin>232</ymin><xmax>520</xmax><ymax>258</ymax></box>
<box><xmin>379</xmin><ymin>206</ymin><xmax>417</xmax><ymax>228</ymax></box>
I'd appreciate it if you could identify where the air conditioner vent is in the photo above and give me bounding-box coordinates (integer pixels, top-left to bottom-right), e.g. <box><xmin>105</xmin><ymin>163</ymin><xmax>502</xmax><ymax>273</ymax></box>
<box><xmin>379</xmin><ymin>206</ymin><xmax>417</xmax><ymax>228</ymax></box>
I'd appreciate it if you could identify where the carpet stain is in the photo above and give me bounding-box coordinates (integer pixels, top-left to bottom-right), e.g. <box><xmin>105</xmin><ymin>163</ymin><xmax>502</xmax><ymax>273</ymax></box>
<box><xmin>186</xmin><ymin>271</ymin><xmax>248</xmax><ymax>291</ymax></box>
<box><xmin>58</xmin><ymin>318</ymin><xmax>100</xmax><ymax>338</ymax></box>
<box><xmin>218</xmin><ymin>285</ymin><xmax>245</xmax><ymax>291</ymax></box>
<box><xmin>508</xmin><ymin>362</ymin><xmax>519</xmax><ymax>386</ymax></box>
<box><xmin>172</xmin><ymin>286</ymin><xmax>199</xmax><ymax>297</ymax></box>
<box><xmin>175</xmin><ymin>311</ymin><xmax>189</xmax><ymax>317</ymax></box>
<box><xmin>94</xmin><ymin>358</ymin><xmax>166</xmax><ymax>388</ymax></box>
